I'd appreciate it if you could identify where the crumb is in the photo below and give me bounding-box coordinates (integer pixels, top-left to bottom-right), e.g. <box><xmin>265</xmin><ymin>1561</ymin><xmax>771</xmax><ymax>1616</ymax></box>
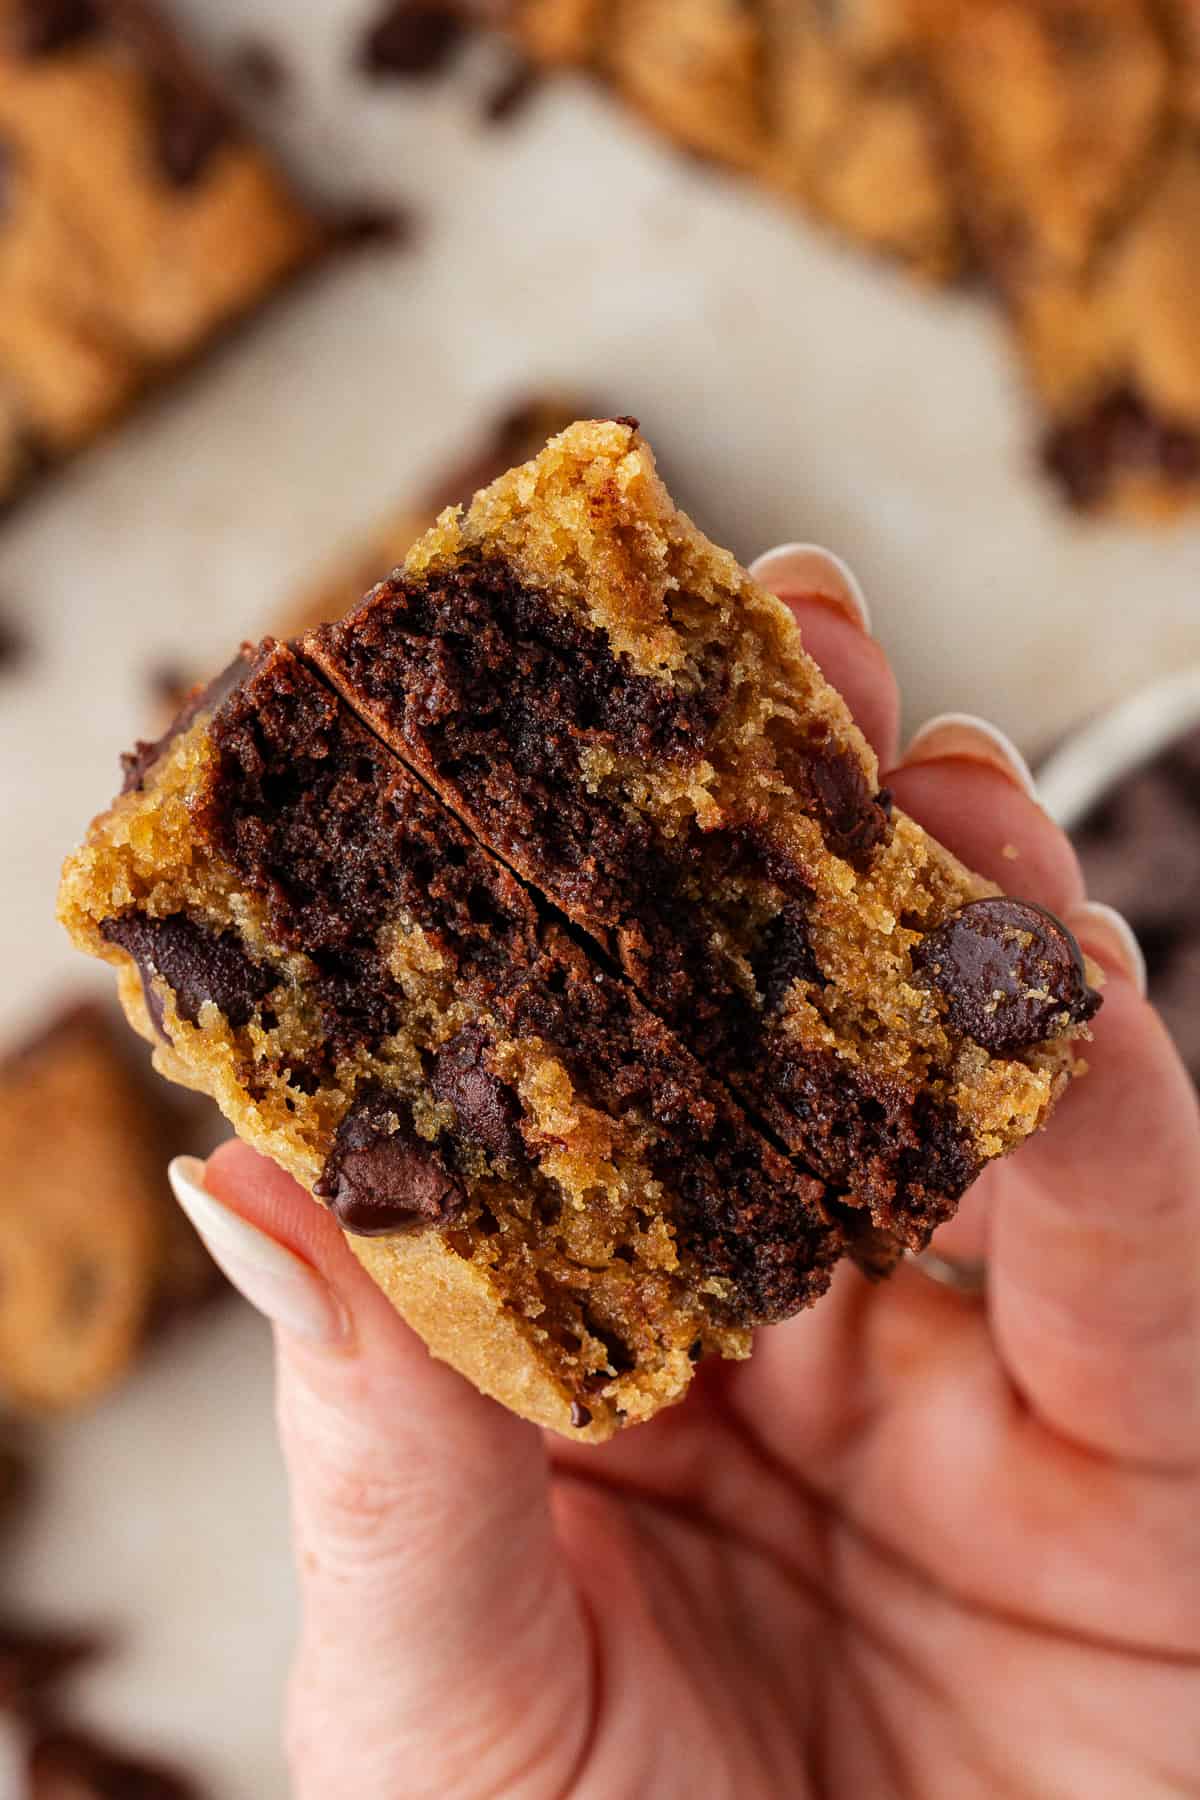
<box><xmin>1001</xmin><ymin>842</ymin><xmax>1020</xmax><ymax>860</ymax></box>
<box><xmin>231</xmin><ymin>36</ymin><xmax>290</xmax><ymax>100</ymax></box>
<box><xmin>483</xmin><ymin>57</ymin><xmax>541</xmax><ymax>126</ymax></box>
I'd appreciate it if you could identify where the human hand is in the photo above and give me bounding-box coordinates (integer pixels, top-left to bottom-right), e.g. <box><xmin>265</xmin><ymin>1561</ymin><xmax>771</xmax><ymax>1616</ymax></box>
<box><xmin>169</xmin><ymin>553</ymin><xmax>1200</xmax><ymax>1799</ymax></box>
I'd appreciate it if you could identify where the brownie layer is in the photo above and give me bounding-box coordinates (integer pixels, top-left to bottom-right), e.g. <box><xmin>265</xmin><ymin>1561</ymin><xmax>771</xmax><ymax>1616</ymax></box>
<box><xmin>307</xmin><ymin>544</ymin><xmax>1097</xmax><ymax>1252</ymax></box>
<box><xmin>99</xmin><ymin>644</ymin><xmax>839</xmax><ymax>1329</ymax></box>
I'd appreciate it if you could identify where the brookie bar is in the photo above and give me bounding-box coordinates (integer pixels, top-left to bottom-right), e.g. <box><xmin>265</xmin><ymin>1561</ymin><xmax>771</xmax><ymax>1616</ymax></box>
<box><xmin>0</xmin><ymin>0</ymin><xmax>319</xmax><ymax>501</ymax></box>
<box><xmin>60</xmin><ymin>420</ymin><xmax>1098</xmax><ymax>1437</ymax></box>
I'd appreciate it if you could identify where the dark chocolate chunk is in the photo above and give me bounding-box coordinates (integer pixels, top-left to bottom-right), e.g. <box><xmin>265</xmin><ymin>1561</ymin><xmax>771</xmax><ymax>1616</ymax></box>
<box><xmin>806</xmin><ymin>747</ymin><xmax>893</xmax><ymax>866</ymax></box>
<box><xmin>431</xmin><ymin>1026</ymin><xmax>526</xmax><ymax>1170</ymax></box>
<box><xmin>359</xmin><ymin>1</ymin><xmax>465</xmax><ymax>79</ymax></box>
<box><xmin>1044</xmin><ymin>386</ymin><xmax>1200</xmax><ymax>510</ymax></box>
<box><xmin>750</xmin><ymin>900</ymin><xmax>824</xmax><ymax>1012</ymax></box>
<box><xmin>121</xmin><ymin>654</ymin><xmax>250</xmax><ymax>795</ymax></box>
<box><xmin>99</xmin><ymin>913</ymin><xmax>277</xmax><ymax>1034</ymax></box>
<box><xmin>569</xmin><ymin>1401</ymin><xmax>592</xmax><ymax>1429</ymax></box>
<box><xmin>315</xmin><ymin>1090</ymin><xmax>466</xmax><ymax>1235</ymax></box>
<box><xmin>15</xmin><ymin>0</ymin><xmax>100</xmax><ymax>56</ymax></box>
<box><xmin>152</xmin><ymin>77</ymin><xmax>231</xmax><ymax>186</ymax></box>
<box><xmin>912</xmin><ymin>897</ymin><xmax>1100</xmax><ymax>1054</ymax></box>
<box><xmin>482</xmin><ymin>56</ymin><xmax>541</xmax><ymax>126</ymax></box>
<box><xmin>28</xmin><ymin>1728</ymin><xmax>199</xmax><ymax>1800</ymax></box>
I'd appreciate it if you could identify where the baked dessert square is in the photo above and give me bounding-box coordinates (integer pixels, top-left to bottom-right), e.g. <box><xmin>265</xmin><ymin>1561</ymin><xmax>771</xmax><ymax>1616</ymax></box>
<box><xmin>0</xmin><ymin>1002</ymin><xmax>212</xmax><ymax>1412</ymax></box>
<box><xmin>309</xmin><ymin>419</ymin><xmax>1098</xmax><ymax>1256</ymax></box>
<box><xmin>60</xmin><ymin>640</ymin><xmax>841</xmax><ymax>1439</ymax></box>
<box><xmin>61</xmin><ymin>420</ymin><xmax>1098</xmax><ymax>1437</ymax></box>
<box><xmin>0</xmin><ymin>0</ymin><xmax>319</xmax><ymax>502</ymax></box>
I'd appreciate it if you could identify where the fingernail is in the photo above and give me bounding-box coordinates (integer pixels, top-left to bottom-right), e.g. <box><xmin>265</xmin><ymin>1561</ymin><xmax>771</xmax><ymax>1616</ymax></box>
<box><xmin>168</xmin><ymin>1156</ymin><xmax>352</xmax><ymax>1347</ymax></box>
<box><xmin>902</xmin><ymin>713</ymin><xmax>1037</xmax><ymax>799</ymax></box>
<box><xmin>748</xmin><ymin>543</ymin><xmax>872</xmax><ymax>633</ymax></box>
<box><xmin>1068</xmin><ymin>901</ymin><xmax>1148</xmax><ymax>998</ymax></box>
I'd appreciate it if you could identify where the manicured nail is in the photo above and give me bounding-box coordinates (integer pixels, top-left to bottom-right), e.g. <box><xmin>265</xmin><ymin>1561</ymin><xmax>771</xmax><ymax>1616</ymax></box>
<box><xmin>1068</xmin><ymin>901</ymin><xmax>1148</xmax><ymax>998</ymax></box>
<box><xmin>748</xmin><ymin>543</ymin><xmax>872</xmax><ymax>633</ymax></box>
<box><xmin>168</xmin><ymin>1156</ymin><xmax>352</xmax><ymax>1347</ymax></box>
<box><xmin>902</xmin><ymin>713</ymin><xmax>1037</xmax><ymax>799</ymax></box>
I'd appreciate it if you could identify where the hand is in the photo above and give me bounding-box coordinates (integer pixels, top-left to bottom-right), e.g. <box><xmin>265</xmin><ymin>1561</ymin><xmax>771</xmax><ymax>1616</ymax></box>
<box><xmin>169</xmin><ymin>562</ymin><xmax>1200</xmax><ymax>1799</ymax></box>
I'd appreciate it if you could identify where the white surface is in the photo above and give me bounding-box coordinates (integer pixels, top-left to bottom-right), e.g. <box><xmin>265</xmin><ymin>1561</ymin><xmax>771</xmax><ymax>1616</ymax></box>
<box><xmin>3</xmin><ymin>1</ymin><xmax>1199</xmax><ymax>1794</ymax></box>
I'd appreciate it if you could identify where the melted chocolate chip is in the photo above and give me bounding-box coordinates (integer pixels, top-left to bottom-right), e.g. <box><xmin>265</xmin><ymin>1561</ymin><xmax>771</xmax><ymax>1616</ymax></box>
<box><xmin>750</xmin><ymin>901</ymin><xmax>824</xmax><ymax>1012</ymax></box>
<box><xmin>99</xmin><ymin>913</ymin><xmax>277</xmax><ymax>1035</ymax></box>
<box><xmin>152</xmin><ymin>78</ymin><xmax>231</xmax><ymax>186</ymax></box>
<box><xmin>315</xmin><ymin>1090</ymin><xmax>466</xmax><ymax>1235</ymax></box>
<box><xmin>1044</xmin><ymin>386</ymin><xmax>1200</xmax><ymax>510</ymax></box>
<box><xmin>912</xmin><ymin>897</ymin><xmax>1100</xmax><ymax>1054</ymax></box>
<box><xmin>569</xmin><ymin>1401</ymin><xmax>592</xmax><ymax>1429</ymax></box>
<box><xmin>335</xmin><ymin>198</ymin><xmax>420</xmax><ymax>252</ymax></box>
<box><xmin>15</xmin><ymin>0</ymin><xmax>99</xmax><ymax>56</ymax></box>
<box><xmin>359</xmin><ymin>1</ymin><xmax>465</xmax><ymax>78</ymax></box>
<box><xmin>806</xmin><ymin>748</ymin><xmax>893</xmax><ymax>866</ymax></box>
<box><xmin>431</xmin><ymin>1026</ymin><xmax>527</xmax><ymax>1170</ymax></box>
<box><xmin>29</xmin><ymin>1729</ymin><xmax>199</xmax><ymax>1799</ymax></box>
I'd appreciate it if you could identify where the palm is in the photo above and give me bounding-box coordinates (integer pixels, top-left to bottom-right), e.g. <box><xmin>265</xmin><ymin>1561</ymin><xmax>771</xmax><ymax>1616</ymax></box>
<box><xmin>550</xmin><ymin>1203</ymin><xmax>1200</xmax><ymax>1798</ymax></box>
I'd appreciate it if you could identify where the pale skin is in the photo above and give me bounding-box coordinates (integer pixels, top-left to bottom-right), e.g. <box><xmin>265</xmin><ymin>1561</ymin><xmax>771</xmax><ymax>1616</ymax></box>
<box><xmin>195</xmin><ymin>591</ymin><xmax>1200</xmax><ymax>1799</ymax></box>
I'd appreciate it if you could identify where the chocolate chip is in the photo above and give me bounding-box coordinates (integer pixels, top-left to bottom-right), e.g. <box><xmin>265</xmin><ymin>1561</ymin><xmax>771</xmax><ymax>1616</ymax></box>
<box><xmin>1044</xmin><ymin>386</ymin><xmax>1200</xmax><ymax>509</ymax></box>
<box><xmin>805</xmin><ymin>748</ymin><xmax>892</xmax><ymax>866</ymax></box>
<box><xmin>569</xmin><ymin>1401</ymin><xmax>592</xmax><ymax>1429</ymax></box>
<box><xmin>28</xmin><ymin>1728</ymin><xmax>199</xmax><ymax>1799</ymax></box>
<box><xmin>912</xmin><ymin>897</ymin><xmax>1100</xmax><ymax>1054</ymax></box>
<box><xmin>358</xmin><ymin>1</ymin><xmax>465</xmax><ymax>79</ymax></box>
<box><xmin>335</xmin><ymin>198</ymin><xmax>420</xmax><ymax>253</ymax></box>
<box><xmin>431</xmin><ymin>1026</ymin><xmax>527</xmax><ymax>1170</ymax></box>
<box><xmin>315</xmin><ymin>1090</ymin><xmax>466</xmax><ymax>1235</ymax></box>
<box><xmin>750</xmin><ymin>900</ymin><xmax>823</xmax><ymax>1013</ymax></box>
<box><xmin>483</xmin><ymin>57</ymin><xmax>541</xmax><ymax>126</ymax></box>
<box><xmin>99</xmin><ymin>913</ymin><xmax>278</xmax><ymax>1035</ymax></box>
<box><xmin>152</xmin><ymin>78</ymin><xmax>231</xmax><ymax>186</ymax></box>
<box><xmin>14</xmin><ymin>0</ymin><xmax>99</xmax><ymax>56</ymax></box>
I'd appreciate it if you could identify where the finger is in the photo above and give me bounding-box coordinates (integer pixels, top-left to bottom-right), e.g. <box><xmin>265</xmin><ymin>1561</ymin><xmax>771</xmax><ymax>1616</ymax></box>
<box><xmin>170</xmin><ymin>1144</ymin><xmax>591</xmax><ymax>1800</ymax></box>
<box><xmin>888</xmin><ymin>730</ymin><xmax>1200</xmax><ymax>1465</ymax></box>
<box><xmin>987</xmin><ymin>912</ymin><xmax>1200</xmax><ymax>1466</ymax></box>
<box><xmin>749</xmin><ymin>545</ymin><xmax>901</xmax><ymax>767</ymax></box>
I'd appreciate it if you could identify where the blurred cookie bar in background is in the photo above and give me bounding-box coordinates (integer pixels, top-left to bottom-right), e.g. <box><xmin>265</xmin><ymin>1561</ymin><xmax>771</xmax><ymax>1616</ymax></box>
<box><xmin>0</xmin><ymin>0</ymin><xmax>320</xmax><ymax>505</ymax></box>
<box><xmin>0</xmin><ymin>1002</ymin><xmax>215</xmax><ymax>1414</ymax></box>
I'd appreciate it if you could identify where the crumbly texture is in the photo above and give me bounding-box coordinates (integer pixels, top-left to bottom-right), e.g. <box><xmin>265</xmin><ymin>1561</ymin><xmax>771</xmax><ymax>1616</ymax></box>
<box><xmin>0</xmin><ymin>1002</ymin><xmax>211</xmax><ymax>1412</ymax></box>
<box><xmin>488</xmin><ymin>0</ymin><xmax>1200</xmax><ymax>517</ymax></box>
<box><xmin>311</xmin><ymin>420</ymin><xmax>1098</xmax><ymax>1260</ymax></box>
<box><xmin>61</xmin><ymin>640</ymin><xmax>846</xmax><ymax>1440</ymax></box>
<box><xmin>0</xmin><ymin>0</ymin><xmax>319</xmax><ymax>503</ymax></box>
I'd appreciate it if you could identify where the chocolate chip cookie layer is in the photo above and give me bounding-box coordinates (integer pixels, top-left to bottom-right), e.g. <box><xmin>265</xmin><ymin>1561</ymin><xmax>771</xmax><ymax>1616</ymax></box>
<box><xmin>309</xmin><ymin>419</ymin><xmax>1098</xmax><ymax>1255</ymax></box>
<box><xmin>60</xmin><ymin>639</ymin><xmax>843</xmax><ymax>1439</ymax></box>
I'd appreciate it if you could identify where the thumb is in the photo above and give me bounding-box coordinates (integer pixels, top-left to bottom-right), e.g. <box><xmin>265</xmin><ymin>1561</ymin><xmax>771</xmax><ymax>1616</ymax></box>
<box><xmin>170</xmin><ymin>1143</ymin><xmax>593</xmax><ymax>1800</ymax></box>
